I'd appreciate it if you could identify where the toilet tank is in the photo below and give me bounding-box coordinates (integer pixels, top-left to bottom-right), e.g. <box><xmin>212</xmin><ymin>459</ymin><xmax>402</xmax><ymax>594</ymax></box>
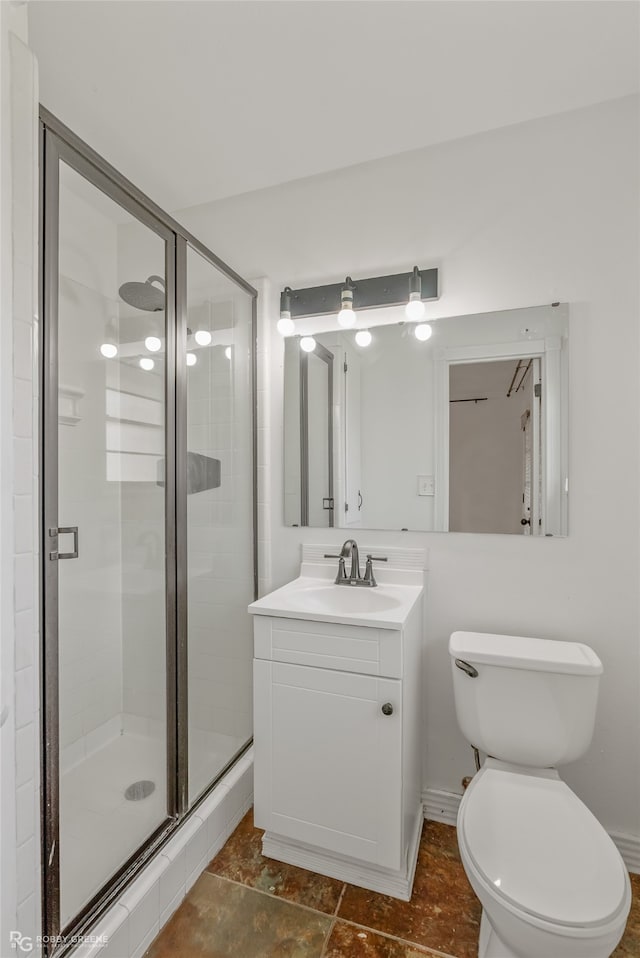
<box><xmin>449</xmin><ymin>631</ymin><xmax>603</xmax><ymax>767</ymax></box>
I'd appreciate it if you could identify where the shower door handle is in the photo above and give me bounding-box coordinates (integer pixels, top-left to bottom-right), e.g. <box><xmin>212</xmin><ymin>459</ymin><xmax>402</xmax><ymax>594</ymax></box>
<box><xmin>57</xmin><ymin>526</ymin><xmax>79</xmax><ymax>560</ymax></box>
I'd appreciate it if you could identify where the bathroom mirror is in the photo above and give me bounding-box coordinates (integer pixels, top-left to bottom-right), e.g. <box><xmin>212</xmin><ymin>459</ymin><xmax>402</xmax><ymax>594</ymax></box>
<box><xmin>283</xmin><ymin>303</ymin><xmax>569</xmax><ymax>535</ymax></box>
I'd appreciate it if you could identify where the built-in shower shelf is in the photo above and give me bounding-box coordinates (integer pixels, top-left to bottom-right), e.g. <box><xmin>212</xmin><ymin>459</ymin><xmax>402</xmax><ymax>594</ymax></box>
<box><xmin>59</xmin><ymin>383</ymin><xmax>85</xmax><ymax>426</ymax></box>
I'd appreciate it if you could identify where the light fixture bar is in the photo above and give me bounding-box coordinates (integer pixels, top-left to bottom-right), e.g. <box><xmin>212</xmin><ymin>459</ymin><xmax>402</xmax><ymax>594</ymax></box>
<box><xmin>282</xmin><ymin>267</ymin><xmax>438</xmax><ymax>319</ymax></box>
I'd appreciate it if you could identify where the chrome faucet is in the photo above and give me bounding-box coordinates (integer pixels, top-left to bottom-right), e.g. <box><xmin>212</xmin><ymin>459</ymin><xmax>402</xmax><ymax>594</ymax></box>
<box><xmin>324</xmin><ymin>539</ymin><xmax>387</xmax><ymax>587</ymax></box>
<box><xmin>341</xmin><ymin>539</ymin><xmax>360</xmax><ymax>580</ymax></box>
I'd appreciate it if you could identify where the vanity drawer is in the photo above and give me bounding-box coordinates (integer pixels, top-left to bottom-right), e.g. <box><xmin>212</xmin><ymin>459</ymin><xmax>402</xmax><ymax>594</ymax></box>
<box><xmin>253</xmin><ymin>615</ymin><xmax>401</xmax><ymax>678</ymax></box>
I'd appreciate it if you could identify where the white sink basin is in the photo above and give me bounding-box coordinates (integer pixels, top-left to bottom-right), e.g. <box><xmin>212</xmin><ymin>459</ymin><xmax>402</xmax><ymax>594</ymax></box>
<box><xmin>249</xmin><ymin>571</ymin><xmax>423</xmax><ymax>629</ymax></box>
<box><xmin>283</xmin><ymin>584</ymin><xmax>403</xmax><ymax>615</ymax></box>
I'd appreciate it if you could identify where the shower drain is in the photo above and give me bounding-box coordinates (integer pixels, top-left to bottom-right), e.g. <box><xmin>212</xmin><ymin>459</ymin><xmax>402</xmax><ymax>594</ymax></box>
<box><xmin>124</xmin><ymin>780</ymin><xmax>155</xmax><ymax>802</ymax></box>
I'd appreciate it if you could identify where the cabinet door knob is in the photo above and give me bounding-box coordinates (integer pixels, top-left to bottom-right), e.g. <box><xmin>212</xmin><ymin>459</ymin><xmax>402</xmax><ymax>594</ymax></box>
<box><xmin>381</xmin><ymin>703</ymin><xmax>393</xmax><ymax>716</ymax></box>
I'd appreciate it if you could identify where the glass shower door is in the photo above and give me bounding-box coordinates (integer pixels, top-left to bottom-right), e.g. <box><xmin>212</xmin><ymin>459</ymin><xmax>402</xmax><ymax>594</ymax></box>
<box><xmin>41</xmin><ymin>112</ymin><xmax>257</xmax><ymax>944</ymax></box>
<box><xmin>49</xmin><ymin>154</ymin><xmax>174</xmax><ymax>927</ymax></box>
<box><xmin>184</xmin><ymin>244</ymin><xmax>255</xmax><ymax>804</ymax></box>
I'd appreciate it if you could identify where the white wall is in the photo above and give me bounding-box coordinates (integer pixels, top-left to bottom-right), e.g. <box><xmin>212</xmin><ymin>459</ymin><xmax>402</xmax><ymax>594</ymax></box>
<box><xmin>175</xmin><ymin>95</ymin><xmax>640</xmax><ymax>840</ymax></box>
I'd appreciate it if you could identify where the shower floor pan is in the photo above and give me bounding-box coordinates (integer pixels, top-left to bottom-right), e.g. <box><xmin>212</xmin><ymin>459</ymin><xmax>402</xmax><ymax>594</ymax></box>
<box><xmin>59</xmin><ymin>727</ymin><xmax>242</xmax><ymax>926</ymax></box>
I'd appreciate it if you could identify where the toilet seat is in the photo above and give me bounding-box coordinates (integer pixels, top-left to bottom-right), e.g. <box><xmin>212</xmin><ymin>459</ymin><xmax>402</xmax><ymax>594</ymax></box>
<box><xmin>458</xmin><ymin>766</ymin><xmax>630</xmax><ymax>931</ymax></box>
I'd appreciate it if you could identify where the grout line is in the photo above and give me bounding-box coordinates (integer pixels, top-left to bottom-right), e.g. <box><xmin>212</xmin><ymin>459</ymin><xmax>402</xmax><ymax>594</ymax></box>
<box><xmin>202</xmin><ymin>871</ymin><xmax>343</xmax><ymax>922</ymax></box>
<box><xmin>319</xmin><ymin>881</ymin><xmax>348</xmax><ymax>958</ymax></box>
<box><xmin>203</xmin><ymin>873</ymin><xmax>459</xmax><ymax>958</ymax></box>
<box><xmin>325</xmin><ymin>917</ymin><xmax>459</xmax><ymax>958</ymax></box>
<box><xmin>319</xmin><ymin>916</ymin><xmax>336</xmax><ymax>958</ymax></box>
<box><xmin>333</xmin><ymin>883</ymin><xmax>347</xmax><ymax>917</ymax></box>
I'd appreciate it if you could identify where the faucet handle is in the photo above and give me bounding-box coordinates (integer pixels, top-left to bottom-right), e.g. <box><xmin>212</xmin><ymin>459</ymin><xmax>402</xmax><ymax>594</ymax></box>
<box><xmin>363</xmin><ymin>554</ymin><xmax>387</xmax><ymax>587</ymax></box>
<box><xmin>324</xmin><ymin>554</ymin><xmax>347</xmax><ymax>583</ymax></box>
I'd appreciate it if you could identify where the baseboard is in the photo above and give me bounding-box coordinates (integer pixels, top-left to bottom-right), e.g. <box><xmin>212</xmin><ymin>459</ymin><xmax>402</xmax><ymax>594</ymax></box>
<box><xmin>422</xmin><ymin>787</ymin><xmax>640</xmax><ymax>875</ymax></box>
<box><xmin>262</xmin><ymin>809</ymin><xmax>423</xmax><ymax>902</ymax></box>
<box><xmin>610</xmin><ymin>832</ymin><xmax>640</xmax><ymax>874</ymax></box>
<box><xmin>422</xmin><ymin>787</ymin><xmax>461</xmax><ymax>826</ymax></box>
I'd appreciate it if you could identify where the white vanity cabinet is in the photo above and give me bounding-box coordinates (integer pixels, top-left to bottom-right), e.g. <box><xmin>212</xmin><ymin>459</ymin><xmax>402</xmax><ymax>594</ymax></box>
<box><xmin>251</xmin><ymin>584</ymin><xmax>424</xmax><ymax>900</ymax></box>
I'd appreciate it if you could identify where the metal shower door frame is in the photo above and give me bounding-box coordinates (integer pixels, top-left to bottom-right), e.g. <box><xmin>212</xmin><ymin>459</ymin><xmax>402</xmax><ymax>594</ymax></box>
<box><xmin>39</xmin><ymin>108</ymin><xmax>258</xmax><ymax>955</ymax></box>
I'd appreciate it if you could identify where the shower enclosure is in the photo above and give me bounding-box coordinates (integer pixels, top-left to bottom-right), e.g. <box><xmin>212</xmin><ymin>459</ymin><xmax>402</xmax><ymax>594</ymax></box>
<box><xmin>40</xmin><ymin>109</ymin><xmax>256</xmax><ymax>948</ymax></box>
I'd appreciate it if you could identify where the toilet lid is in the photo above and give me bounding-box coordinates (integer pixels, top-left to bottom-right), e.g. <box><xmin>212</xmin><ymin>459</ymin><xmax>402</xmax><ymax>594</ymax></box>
<box><xmin>459</xmin><ymin>769</ymin><xmax>628</xmax><ymax>927</ymax></box>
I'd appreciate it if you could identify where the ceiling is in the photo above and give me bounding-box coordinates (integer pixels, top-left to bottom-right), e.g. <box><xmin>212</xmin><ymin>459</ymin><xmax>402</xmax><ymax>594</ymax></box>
<box><xmin>29</xmin><ymin>1</ymin><xmax>640</xmax><ymax>213</ymax></box>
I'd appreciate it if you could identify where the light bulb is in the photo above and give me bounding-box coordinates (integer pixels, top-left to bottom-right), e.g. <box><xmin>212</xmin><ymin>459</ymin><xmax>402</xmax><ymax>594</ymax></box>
<box><xmin>139</xmin><ymin>357</ymin><xmax>154</xmax><ymax>371</ymax></box>
<box><xmin>338</xmin><ymin>280</ymin><xmax>356</xmax><ymax>327</ymax></box>
<box><xmin>337</xmin><ymin>307</ymin><xmax>356</xmax><ymax>328</ymax></box>
<box><xmin>100</xmin><ymin>343</ymin><xmax>118</xmax><ymax>359</ymax></box>
<box><xmin>145</xmin><ymin>335</ymin><xmax>162</xmax><ymax>352</ymax></box>
<box><xmin>405</xmin><ymin>294</ymin><xmax>425</xmax><ymax>321</ymax></box>
<box><xmin>194</xmin><ymin>329</ymin><xmax>212</xmax><ymax>346</ymax></box>
<box><xmin>224</xmin><ymin>346</ymin><xmax>232</xmax><ymax>360</ymax></box>
<box><xmin>278</xmin><ymin>287</ymin><xmax>295</xmax><ymax>336</ymax></box>
<box><xmin>414</xmin><ymin>323</ymin><xmax>432</xmax><ymax>342</ymax></box>
<box><xmin>355</xmin><ymin>329</ymin><xmax>372</xmax><ymax>347</ymax></box>
<box><xmin>300</xmin><ymin>336</ymin><xmax>316</xmax><ymax>353</ymax></box>
<box><xmin>186</xmin><ymin>352</ymin><xmax>197</xmax><ymax>366</ymax></box>
<box><xmin>277</xmin><ymin>314</ymin><xmax>295</xmax><ymax>336</ymax></box>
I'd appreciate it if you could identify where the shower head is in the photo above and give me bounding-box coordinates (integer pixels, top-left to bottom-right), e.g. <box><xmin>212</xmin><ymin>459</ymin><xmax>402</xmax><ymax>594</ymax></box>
<box><xmin>119</xmin><ymin>275</ymin><xmax>165</xmax><ymax>312</ymax></box>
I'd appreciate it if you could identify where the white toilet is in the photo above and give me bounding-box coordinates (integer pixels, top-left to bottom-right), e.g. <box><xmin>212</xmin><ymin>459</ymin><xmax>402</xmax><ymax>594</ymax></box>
<box><xmin>449</xmin><ymin>630</ymin><xmax>631</xmax><ymax>958</ymax></box>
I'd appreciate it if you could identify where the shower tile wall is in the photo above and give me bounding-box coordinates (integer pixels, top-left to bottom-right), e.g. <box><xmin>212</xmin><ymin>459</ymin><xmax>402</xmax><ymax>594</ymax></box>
<box><xmin>6</xmin><ymin>23</ymin><xmax>41</xmax><ymax>947</ymax></box>
<box><xmin>112</xmin><ymin>225</ymin><xmax>168</xmax><ymax>747</ymax></box>
<box><xmin>119</xmin><ymin>357</ymin><xmax>167</xmax><ymax>741</ymax></box>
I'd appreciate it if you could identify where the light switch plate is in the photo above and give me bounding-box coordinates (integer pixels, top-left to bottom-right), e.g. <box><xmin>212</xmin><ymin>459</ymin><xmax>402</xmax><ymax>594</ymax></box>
<box><xmin>417</xmin><ymin>475</ymin><xmax>435</xmax><ymax>496</ymax></box>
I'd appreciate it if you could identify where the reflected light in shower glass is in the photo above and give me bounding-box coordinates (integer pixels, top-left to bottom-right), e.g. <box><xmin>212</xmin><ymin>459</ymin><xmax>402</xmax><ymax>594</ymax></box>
<box><xmin>139</xmin><ymin>357</ymin><xmax>155</xmax><ymax>371</ymax></box>
<box><xmin>145</xmin><ymin>336</ymin><xmax>162</xmax><ymax>352</ymax></box>
<box><xmin>194</xmin><ymin>329</ymin><xmax>212</xmax><ymax>346</ymax></box>
<box><xmin>186</xmin><ymin>352</ymin><xmax>197</xmax><ymax>366</ymax></box>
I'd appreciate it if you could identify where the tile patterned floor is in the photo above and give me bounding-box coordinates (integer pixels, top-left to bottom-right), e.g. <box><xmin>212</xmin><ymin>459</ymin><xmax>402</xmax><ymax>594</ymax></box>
<box><xmin>146</xmin><ymin>809</ymin><xmax>640</xmax><ymax>958</ymax></box>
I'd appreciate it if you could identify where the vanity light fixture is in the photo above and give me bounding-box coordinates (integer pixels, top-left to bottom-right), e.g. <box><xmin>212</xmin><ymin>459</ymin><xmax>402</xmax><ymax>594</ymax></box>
<box><xmin>186</xmin><ymin>352</ymin><xmax>197</xmax><ymax>366</ymax></box>
<box><xmin>139</xmin><ymin>357</ymin><xmax>154</xmax><ymax>371</ymax></box>
<box><xmin>355</xmin><ymin>329</ymin><xmax>372</xmax><ymax>347</ymax></box>
<box><xmin>278</xmin><ymin>267</ymin><xmax>437</xmax><ymax>325</ymax></box>
<box><xmin>100</xmin><ymin>342</ymin><xmax>118</xmax><ymax>359</ymax></box>
<box><xmin>144</xmin><ymin>335</ymin><xmax>162</xmax><ymax>353</ymax></box>
<box><xmin>414</xmin><ymin>322</ymin><xmax>432</xmax><ymax>341</ymax></box>
<box><xmin>406</xmin><ymin>266</ymin><xmax>426</xmax><ymax>320</ymax></box>
<box><xmin>277</xmin><ymin>287</ymin><xmax>295</xmax><ymax>336</ymax></box>
<box><xmin>194</xmin><ymin>329</ymin><xmax>212</xmax><ymax>346</ymax></box>
<box><xmin>300</xmin><ymin>336</ymin><xmax>317</xmax><ymax>353</ymax></box>
<box><xmin>337</xmin><ymin>278</ymin><xmax>357</xmax><ymax>328</ymax></box>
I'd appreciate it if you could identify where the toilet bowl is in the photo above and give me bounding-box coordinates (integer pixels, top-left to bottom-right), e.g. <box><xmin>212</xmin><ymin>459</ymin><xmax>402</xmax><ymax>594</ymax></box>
<box><xmin>448</xmin><ymin>631</ymin><xmax>632</xmax><ymax>958</ymax></box>
<box><xmin>457</xmin><ymin>760</ymin><xmax>631</xmax><ymax>958</ymax></box>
